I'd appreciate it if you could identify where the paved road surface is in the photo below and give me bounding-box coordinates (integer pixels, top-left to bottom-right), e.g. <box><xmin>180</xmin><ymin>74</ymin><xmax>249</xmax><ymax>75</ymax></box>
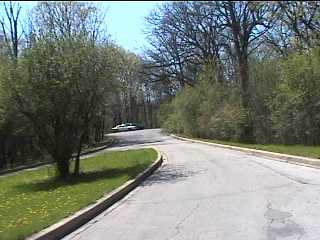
<box><xmin>64</xmin><ymin>129</ymin><xmax>320</xmax><ymax>240</ymax></box>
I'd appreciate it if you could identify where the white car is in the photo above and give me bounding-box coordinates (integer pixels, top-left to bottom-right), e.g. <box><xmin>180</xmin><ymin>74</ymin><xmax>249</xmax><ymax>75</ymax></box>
<box><xmin>111</xmin><ymin>123</ymin><xmax>139</xmax><ymax>132</ymax></box>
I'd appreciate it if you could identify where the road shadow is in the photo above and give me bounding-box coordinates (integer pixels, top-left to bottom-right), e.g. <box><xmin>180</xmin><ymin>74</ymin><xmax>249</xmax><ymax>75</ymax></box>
<box><xmin>114</xmin><ymin>139</ymin><xmax>167</xmax><ymax>148</ymax></box>
<box><xmin>141</xmin><ymin>164</ymin><xmax>199</xmax><ymax>186</ymax></box>
<box><xmin>110</xmin><ymin>138</ymin><xmax>185</xmax><ymax>150</ymax></box>
<box><xmin>14</xmin><ymin>163</ymin><xmax>150</xmax><ymax>193</ymax></box>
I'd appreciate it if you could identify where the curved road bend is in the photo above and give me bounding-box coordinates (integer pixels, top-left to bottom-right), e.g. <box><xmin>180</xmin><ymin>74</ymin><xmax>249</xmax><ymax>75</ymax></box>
<box><xmin>64</xmin><ymin>129</ymin><xmax>320</xmax><ymax>240</ymax></box>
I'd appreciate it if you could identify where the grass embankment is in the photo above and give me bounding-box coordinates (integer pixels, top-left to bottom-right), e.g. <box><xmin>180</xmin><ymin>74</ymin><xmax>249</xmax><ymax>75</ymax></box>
<box><xmin>0</xmin><ymin>148</ymin><xmax>157</xmax><ymax>240</ymax></box>
<box><xmin>178</xmin><ymin>134</ymin><xmax>320</xmax><ymax>159</ymax></box>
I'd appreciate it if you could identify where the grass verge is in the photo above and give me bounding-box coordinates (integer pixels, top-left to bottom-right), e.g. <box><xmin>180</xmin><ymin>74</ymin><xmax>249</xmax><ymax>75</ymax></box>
<box><xmin>0</xmin><ymin>148</ymin><xmax>157</xmax><ymax>240</ymax></box>
<box><xmin>177</xmin><ymin>134</ymin><xmax>320</xmax><ymax>159</ymax></box>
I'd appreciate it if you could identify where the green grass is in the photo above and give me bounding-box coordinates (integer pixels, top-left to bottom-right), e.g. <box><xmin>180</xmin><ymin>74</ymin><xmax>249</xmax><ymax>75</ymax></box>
<box><xmin>0</xmin><ymin>148</ymin><xmax>157</xmax><ymax>240</ymax></box>
<box><xmin>178</xmin><ymin>134</ymin><xmax>320</xmax><ymax>159</ymax></box>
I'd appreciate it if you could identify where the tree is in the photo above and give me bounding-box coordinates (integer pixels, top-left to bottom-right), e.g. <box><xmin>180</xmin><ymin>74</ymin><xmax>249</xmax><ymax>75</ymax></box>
<box><xmin>278</xmin><ymin>1</ymin><xmax>320</xmax><ymax>50</ymax></box>
<box><xmin>12</xmin><ymin>38</ymin><xmax>117</xmax><ymax>178</ymax></box>
<box><xmin>6</xmin><ymin>2</ymin><xmax>114</xmax><ymax>178</ymax></box>
<box><xmin>216</xmin><ymin>1</ymin><xmax>278</xmax><ymax>141</ymax></box>
<box><xmin>71</xmin><ymin>43</ymin><xmax>117</xmax><ymax>176</ymax></box>
<box><xmin>0</xmin><ymin>1</ymin><xmax>22</xmax><ymax>59</ymax></box>
<box><xmin>0</xmin><ymin>2</ymin><xmax>33</xmax><ymax>169</ymax></box>
<box><xmin>271</xmin><ymin>48</ymin><xmax>320</xmax><ymax>145</ymax></box>
<box><xmin>30</xmin><ymin>1</ymin><xmax>105</xmax><ymax>43</ymax></box>
<box><xmin>145</xmin><ymin>1</ymin><xmax>279</xmax><ymax>142</ymax></box>
<box><xmin>144</xmin><ymin>2</ymin><xmax>225</xmax><ymax>88</ymax></box>
<box><xmin>107</xmin><ymin>47</ymin><xmax>157</xmax><ymax>129</ymax></box>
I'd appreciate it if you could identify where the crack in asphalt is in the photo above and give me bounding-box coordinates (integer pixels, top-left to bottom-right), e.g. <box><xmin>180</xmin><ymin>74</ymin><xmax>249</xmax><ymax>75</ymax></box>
<box><xmin>165</xmin><ymin>202</ymin><xmax>201</xmax><ymax>240</ymax></box>
<box><xmin>265</xmin><ymin>203</ymin><xmax>305</xmax><ymax>240</ymax></box>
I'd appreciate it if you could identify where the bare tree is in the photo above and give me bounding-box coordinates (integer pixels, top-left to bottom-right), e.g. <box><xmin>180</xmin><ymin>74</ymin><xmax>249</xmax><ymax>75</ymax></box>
<box><xmin>0</xmin><ymin>1</ymin><xmax>22</xmax><ymax>59</ymax></box>
<box><xmin>278</xmin><ymin>1</ymin><xmax>320</xmax><ymax>50</ymax></box>
<box><xmin>210</xmin><ymin>1</ymin><xmax>278</xmax><ymax>141</ymax></box>
<box><xmin>264</xmin><ymin>20</ymin><xmax>293</xmax><ymax>58</ymax></box>
<box><xmin>144</xmin><ymin>2</ymin><xmax>226</xmax><ymax>88</ymax></box>
<box><xmin>30</xmin><ymin>1</ymin><xmax>106</xmax><ymax>44</ymax></box>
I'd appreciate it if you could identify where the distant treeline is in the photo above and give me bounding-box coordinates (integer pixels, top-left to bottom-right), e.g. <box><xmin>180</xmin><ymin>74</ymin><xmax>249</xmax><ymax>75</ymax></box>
<box><xmin>144</xmin><ymin>1</ymin><xmax>320</xmax><ymax>145</ymax></box>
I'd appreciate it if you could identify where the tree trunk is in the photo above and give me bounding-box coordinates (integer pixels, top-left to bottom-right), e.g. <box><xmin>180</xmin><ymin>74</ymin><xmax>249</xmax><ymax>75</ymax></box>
<box><xmin>74</xmin><ymin>134</ymin><xmax>84</xmax><ymax>176</ymax></box>
<box><xmin>57</xmin><ymin>158</ymin><xmax>70</xmax><ymax>178</ymax></box>
<box><xmin>239</xmin><ymin>56</ymin><xmax>254</xmax><ymax>143</ymax></box>
<box><xmin>100</xmin><ymin>116</ymin><xmax>104</xmax><ymax>141</ymax></box>
<box><xmin>143</xmin><ymin>99</ymin><xmax>148</xmax><ymax>128</ymax></box>
<box><xmin>0</xmin><ymin>136</ymin><xmax>7</xmax><ymax>169</ymax></box>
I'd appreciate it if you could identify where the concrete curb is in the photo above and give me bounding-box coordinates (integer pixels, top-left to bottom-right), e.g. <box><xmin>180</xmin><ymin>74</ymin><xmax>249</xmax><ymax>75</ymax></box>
<box><xmin>74</xmin><ymin>138</ymin><xmax>118</xmax><ymax>157</ymax></box>
<box><xmin>26</xmin><ymin>147</ymin><xmax>163</xmax><ymax>240</ymax></box>
<box><xmin>172</xmin><ymin>134</ymin><xmax>320</xmax><ymax>169</ymax></box>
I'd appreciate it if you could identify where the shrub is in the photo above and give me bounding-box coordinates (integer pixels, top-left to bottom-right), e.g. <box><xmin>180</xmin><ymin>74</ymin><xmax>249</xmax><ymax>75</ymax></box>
<box><xmin>162</xmin><ymin>65</ymin><xmax>246</xmax><ymax>141</ymax></box>
<box><xmin>271</xmin><ymin>48</ymin><xmax>320</xmax><ymax>145</ymax></box>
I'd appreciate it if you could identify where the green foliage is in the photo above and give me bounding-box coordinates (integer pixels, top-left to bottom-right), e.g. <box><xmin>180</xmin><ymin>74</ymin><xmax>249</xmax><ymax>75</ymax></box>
<box><xmin>197</xmin><ymin>77</ymin><xmax>246</xmax><ymax>141</ymax></box>
<box><xmin>148</xmin><ymin>1</ymin><xmax>320</xmax><ymax>145</ymax></box>
<box><xmin>0</xmin><ymin>56</ymin><xmax>9</xmax><ymax>127</ymax></box>
<box><xmin>0</xmin><ymin>1</ymin><xmax>150</xmax><ymax>173</ymax></box>
<box><xmin>158</xmin><ymin>100</ymin><xmax>173</xmax><ymax>127</ymax></box>
<box><xmin>163</xmin><ymin>85</ymin><xmax>202</xmax><ymax>136</ymax></box>
<box><xmin>249</xmin><ymin>57</ymin><xmax>281</xmax><ymax>143</ymax></box>
<box><xmin>13</xmin><ymin>39</ymin><xmax>82</xmax><ymax>176</ymax></box>
<box><xmin>0</xmin><ymin>1</ymin><xmax>127</xmax><ymax>176</ymax></box>
<box><xmin>110</xmin><ymin>48</ymin><xmax>148</xmax><ymax>125</ymax></box>
<box><xmin>162</xmin><ymin>65</ymin><xmax>246</xmax><ymax>141</ymax></box>
<box><xmin>162</xmin><ymin>49</ymin><xmax>320</xmax><ymax>146</ymax></box>
<box><xmin>0</xmin><ymin>52</ymin><xmax>45</xmax><ymax>169</ymax></box>
<box><xmin>271</xmin><ymin>48</ymin><xmax>320</xmax><ymax>144</ymax></box>
<box><xmin>199</xmin><ymin>99</ymin><xmax>246</xmax><ymax>141</ymax></box>
<box><xmin>7</xmin><ymin>36</ymin><xmax>117</xmax><ymax>177</ymax></box>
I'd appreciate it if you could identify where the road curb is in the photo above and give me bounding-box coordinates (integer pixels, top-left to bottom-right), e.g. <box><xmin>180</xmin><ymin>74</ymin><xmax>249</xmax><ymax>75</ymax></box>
<box><xmin>26</xmin><ymin>147</ymin><xmax>163</xmax><ymax>240</ymax></box>
<box><xmin>172</xmin><ymin>134</ymin><xmax>320</xmax><ymax>169</ymax></box>
<box><xmin>75</xmin><ymin>138</ymin><xmax>118</xmax><ymax>157</ymax></box>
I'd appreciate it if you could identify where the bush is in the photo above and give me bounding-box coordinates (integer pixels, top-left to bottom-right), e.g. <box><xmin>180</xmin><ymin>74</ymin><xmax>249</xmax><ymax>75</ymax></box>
<box><xmin>163</xmin><ymin>85</ymin><xmax>202</xmax><ymax>136</ymax></box>
<box><xmin>161</xmin><ymin>49</ymin><xmax>320</xmax><ymax>146</ymax></box>
<box><xmin>271</xmin><ymin>48</ymin><xmax>320</xmax><ymax>145</ymax></box>
<box><xmin>196</xmin><ymin>79</ymin><xmax>246</xmax><ymax>141</ymax></box>
<box><xmin>162</xmin><ymin>65</ymin><xmax>246</xmax><ymax>141</ymax></box>
<box><xmin>249</xmin><ymin>57</ymin><xmax>281</xmax><ymax>143</ymax></box>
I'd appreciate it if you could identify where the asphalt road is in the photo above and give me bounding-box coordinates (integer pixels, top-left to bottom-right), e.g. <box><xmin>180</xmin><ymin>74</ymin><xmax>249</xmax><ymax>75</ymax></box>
<box><xmin>64</xmin><ymin>129</ymin><xmax>320</xmax><ymax>240</ymax></box>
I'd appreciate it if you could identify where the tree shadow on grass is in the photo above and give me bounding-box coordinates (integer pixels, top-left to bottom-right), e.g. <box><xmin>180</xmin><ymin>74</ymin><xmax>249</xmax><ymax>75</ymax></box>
<box><xmin>14</xmin><ymin>163</ymin><xmax>150</xmax><ymax>193</ymax></box>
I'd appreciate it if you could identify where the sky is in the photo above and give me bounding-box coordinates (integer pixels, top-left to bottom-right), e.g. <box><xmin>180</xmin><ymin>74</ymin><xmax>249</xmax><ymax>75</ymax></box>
<box><xmin>104</xmin><ymin>1</ymin><xmax>162</xmax><ymax>54</ymax></box>
<box><xmin>13</xmin><ymin>1</ymin><xmax>163</xmax><ymax>54</ymax></box>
